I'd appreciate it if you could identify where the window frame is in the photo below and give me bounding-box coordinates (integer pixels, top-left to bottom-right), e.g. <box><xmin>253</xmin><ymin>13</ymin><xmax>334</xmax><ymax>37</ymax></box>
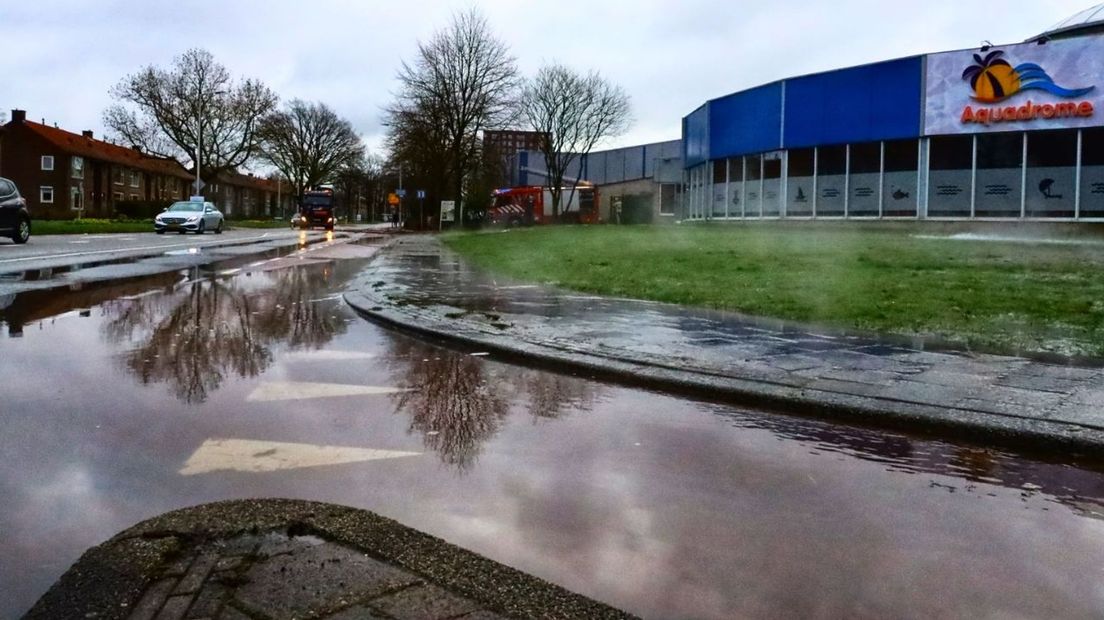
<box><xmin>41</xmin><ymin>155</ymin><xmax>55</xmax><ymax>171</ymax></box>
<box><xmin>40</xmin><ymin>186</ymin><xmax>55</xmax><ymax>203</ymax></box>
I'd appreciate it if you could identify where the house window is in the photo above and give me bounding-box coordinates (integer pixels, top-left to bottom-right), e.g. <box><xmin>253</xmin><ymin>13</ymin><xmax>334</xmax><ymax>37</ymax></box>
<box><xmin>71</xmin><ymin>156</ymin><xmax>84</xmax><ymax>179</ymax></box>
<box><xmin>41</xmin><ymin>156</ymin><xmax>55</xmax><ymax>171</ymax></box>
<box><xmin>71</xmin><ymin>186</ymin><xmax>84</xmax><ymax>212</ymax></box>
<box><xmin>129</xmin><ymin>171</ymin><xmax>140</xmax><ymax>187</ymax></box>
<box><xmin>114</xmin><ymin>191</ymin><xmax>123</xmax><ymax>201</ymax></box>
<box><xmin>40</xmin><ymin>186</ymin><xmax>54</xmax><ymax>203</ymax></box>
<box><xmin>114</xmin><ymin>168</ymin><xmax>124</xmax><ymax>185</ymax></box>
<box><xmin>130</xmin><ymin>194</ymin><xmax>140</xmax><ymax>200</ymax></box>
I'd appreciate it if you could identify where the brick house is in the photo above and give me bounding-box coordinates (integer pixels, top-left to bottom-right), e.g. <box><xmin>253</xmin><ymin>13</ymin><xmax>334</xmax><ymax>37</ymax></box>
<box><xmin>209</xmin><ymin>171</ymin><xmax>293</xmax><ymax>219</ymax></box>
<box><xmin>0</xmin><ymin>109</ymin><xmax>194</xmax><ymax>219</ymax></box>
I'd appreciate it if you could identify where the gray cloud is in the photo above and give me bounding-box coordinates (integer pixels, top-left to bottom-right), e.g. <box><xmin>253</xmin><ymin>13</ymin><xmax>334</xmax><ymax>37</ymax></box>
<box><xmin>1</xmin><ymin>0</ymin><xmax>1091</xmax><ymax>155</ymax></box>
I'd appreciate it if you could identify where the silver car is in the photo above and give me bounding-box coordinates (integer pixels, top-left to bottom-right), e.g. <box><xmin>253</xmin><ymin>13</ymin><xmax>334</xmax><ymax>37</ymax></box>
<box><xmin>154</xmin><ymin>201</ymin><xmax>225</xmax><ymax>235</ymax></box>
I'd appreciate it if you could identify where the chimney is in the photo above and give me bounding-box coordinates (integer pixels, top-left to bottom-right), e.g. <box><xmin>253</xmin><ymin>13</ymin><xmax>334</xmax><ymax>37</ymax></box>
<box><xmin>82</xmin><ymin>130</ymin><xmax>93</xmax><ymax>139</ymax></box>
<box><xmin>10</xmin><ymin>109</ymin><xmax>25</xmax><ymax>123</ymax></box>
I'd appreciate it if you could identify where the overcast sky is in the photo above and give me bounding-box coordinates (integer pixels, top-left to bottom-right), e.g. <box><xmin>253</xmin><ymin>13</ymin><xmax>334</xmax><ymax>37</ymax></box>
<box><xmin>1</xmin><ymin>0</ymin><xmax>1096</xmax><ymax>159</ymax></box>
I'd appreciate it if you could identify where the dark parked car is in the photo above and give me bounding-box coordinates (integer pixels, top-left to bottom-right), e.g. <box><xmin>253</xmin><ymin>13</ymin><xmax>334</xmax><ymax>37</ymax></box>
<box><xmin>0</xmin><ymin>177</ymin><xmax>30</xmax><ymax>244</ymax></box>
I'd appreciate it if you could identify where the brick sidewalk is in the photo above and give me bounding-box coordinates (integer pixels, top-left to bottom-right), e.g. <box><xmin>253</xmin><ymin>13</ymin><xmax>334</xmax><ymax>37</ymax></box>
<box><xmin>345</xmin><ymin>235</ymin><xmax>1104</xmax><ymax>452</ymax></box>
<box><xmin>27</xmin><ymin>500</ymin><xmax>633</xmax><ymax>620</ymax></box>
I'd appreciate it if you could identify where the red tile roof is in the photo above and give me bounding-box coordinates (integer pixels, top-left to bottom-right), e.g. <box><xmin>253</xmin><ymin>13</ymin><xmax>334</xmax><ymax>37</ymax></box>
<box><xmin>22</xmin><ymin>121</ymin><xmax>194</xmax><ymax>180</ymax></box>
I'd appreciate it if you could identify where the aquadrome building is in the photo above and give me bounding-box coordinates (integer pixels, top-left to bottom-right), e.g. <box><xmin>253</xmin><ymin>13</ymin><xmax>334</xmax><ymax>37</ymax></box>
<box><xmin>682</xmin><ymin>6</ymin><xmax>1104</xmax><ymax>221</ymax></box>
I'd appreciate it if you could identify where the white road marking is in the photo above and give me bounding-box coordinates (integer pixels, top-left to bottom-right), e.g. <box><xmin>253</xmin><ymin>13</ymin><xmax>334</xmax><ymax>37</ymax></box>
<box><xmin>246</xmin><ymin>381</ymin><xmax>411</xmax><ymax>402</ymax></box>
<box><xmin>0</xmin><ymin>232</ymin><xmax>282</xmax><ymax>265</ymax></box>
<box><xmin>282</xmin><ymin>350</ymin><xmax>377</xmax><ymax>361</ymax></box>
<box><xmin>178</xmin><ymin>438</ymin><xmax>420</xmax><ymax>475</ymax></box>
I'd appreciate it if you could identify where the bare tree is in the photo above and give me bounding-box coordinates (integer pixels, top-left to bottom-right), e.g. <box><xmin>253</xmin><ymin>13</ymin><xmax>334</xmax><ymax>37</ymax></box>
<box><xmin>385</xmin><ymin>9</ymin><xmax>520</xmax><ymax>212</ymax></box>
<box><xmin>522</xmin><ymin>64</ymin><xmax>632</xmax><ymax>219</ymax></box>
<box><xmin>257</xmin><ymin>100</ymin><xmax>365</xmax><ymax>201</ymax></box>
<box><xmin>104</xmin><ymin>49</ymin><xmax>277</xmax><ymax>189</ymax></box>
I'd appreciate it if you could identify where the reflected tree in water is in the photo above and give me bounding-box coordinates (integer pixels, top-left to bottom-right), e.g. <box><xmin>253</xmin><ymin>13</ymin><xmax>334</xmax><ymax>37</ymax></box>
<box><xmin>388</xmin><ymin>339</ymin><xmax>509</xmax><ymax>470</ymax></box>
<box><xmin>102</xmin><ymin>265</ymin><xmax>348</xmax><ymax>403</ymax></box>
<box><xmin>386</xmin><ymin>337</ymin><xmax>603</xmax><ymax>469</ymax></box>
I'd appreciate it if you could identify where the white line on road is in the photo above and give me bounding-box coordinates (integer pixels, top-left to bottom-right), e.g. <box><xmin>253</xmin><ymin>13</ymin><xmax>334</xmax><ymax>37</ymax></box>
<box><xmin>179</xmin><ymin>438</ymin><xmax>420</xmax><ymax>475</ymax></box>
<box><xmin>0</xmin><ymin>232</ymin><xmax>277</xmax><ymax>265</ymax></box>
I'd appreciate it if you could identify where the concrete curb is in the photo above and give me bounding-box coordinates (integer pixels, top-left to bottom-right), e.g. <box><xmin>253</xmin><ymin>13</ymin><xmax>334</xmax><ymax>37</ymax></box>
<box><xmin>26</xmin><ymin>499</ymin><xmax>634</xmax><ymax>620</ymax></box>
<box><xmin>344</xmin><ymin>239</ymin><xmax>1104</xmax><ymax>455</ymax></box>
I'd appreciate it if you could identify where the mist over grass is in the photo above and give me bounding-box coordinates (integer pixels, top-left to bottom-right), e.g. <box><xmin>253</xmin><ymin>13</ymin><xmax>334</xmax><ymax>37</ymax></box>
<box><xmin>444</xmin><ymin>223</ymin><xmax>1104</xmax><ymax>358</ymax></box>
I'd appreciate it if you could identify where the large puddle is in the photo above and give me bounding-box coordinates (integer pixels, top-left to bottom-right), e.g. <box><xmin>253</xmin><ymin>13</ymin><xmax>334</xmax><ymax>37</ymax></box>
<box><xmin>2</xmin><ymin>254</ymin><xmax>1104</xmax><ymax>618</ymax></box>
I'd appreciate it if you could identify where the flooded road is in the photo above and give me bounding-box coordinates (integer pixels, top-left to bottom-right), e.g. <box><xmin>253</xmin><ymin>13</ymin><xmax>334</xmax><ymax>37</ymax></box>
<box><xmin>2</xmin><ymin>241</ymin><xmax>1104</xmax><ymax>618</ymax></box>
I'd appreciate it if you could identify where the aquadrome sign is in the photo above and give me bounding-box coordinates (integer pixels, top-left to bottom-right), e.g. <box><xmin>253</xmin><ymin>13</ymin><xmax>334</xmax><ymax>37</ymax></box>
<box><xmin>682</xmin><ymin>7</ymin><xmax>1104</xmax><ymax>221</ymax></box>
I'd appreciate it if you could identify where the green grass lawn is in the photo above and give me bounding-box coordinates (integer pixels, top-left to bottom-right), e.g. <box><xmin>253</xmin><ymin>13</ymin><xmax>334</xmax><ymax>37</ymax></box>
<box><xmin>32</xmin><ymin>219</ymin><xmax>152</xmax><ymax>235</ymax></box>
<box><xmin>443</xmin><ymin>223</ymin><xmax>1104</xmax><ymax>358</ymax></box>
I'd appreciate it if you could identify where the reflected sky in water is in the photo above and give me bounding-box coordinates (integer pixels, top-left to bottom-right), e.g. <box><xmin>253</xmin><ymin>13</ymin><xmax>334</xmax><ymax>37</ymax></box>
<box><xmin>1</xmin><ymin>257</ymin><xmax>1104</xmax><ymax>618</ymax></box>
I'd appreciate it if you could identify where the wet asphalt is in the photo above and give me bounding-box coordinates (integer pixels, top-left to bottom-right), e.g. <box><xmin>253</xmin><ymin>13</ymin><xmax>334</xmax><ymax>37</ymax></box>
<box><xmin>2</xmin><ymin>235</ymin><xmax>1104</xmax><ymax>618</ymax></box>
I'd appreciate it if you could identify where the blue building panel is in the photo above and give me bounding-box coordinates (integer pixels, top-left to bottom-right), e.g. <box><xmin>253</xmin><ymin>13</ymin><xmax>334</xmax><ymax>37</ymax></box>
<box><xmin>683</xmin><ymin>104</ymin><xmax>710</xmax><ymax>168</ymax></box>
<box><xmin>782</xmin><ymin>57</ymin><xmax>923</xmax><ymax>149</ymax></box>
<box><xmin>708</xmin><ymin>83</ymin><xmax>783</xmax><ymax>159</ymax></box>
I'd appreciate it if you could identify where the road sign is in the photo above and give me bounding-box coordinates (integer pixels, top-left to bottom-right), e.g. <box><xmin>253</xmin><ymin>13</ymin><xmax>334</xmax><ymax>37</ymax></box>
<box><xmin>388</xmin><ymin>193</ymin><xmax>399</xmax><ymax>206</ymax></box>
<box><xmin>416</xmin><ymin>190</ymin><xmax>426</xmax><ymax>200</ymax></box>
<box><xmin>395</xmin><ymin>189</ymin><xmax>406</xmax><ymax>198</ymax></box>
<box><xmin>440</xmin><ymin>200</ymin><xmax>456</xmax><ymax>223</ymax></box>
<box><xmin>192</xmin><ymin>178</ymin><xmax>206</xmax><ymax>193</ymax></box>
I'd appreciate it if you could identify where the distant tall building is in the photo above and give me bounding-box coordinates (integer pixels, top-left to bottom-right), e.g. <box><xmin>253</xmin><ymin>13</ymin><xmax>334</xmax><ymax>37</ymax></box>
<box><xmin>483</xmin><ymin>130</ymin><xmax>548</xmax><ymax>187</ymax></box>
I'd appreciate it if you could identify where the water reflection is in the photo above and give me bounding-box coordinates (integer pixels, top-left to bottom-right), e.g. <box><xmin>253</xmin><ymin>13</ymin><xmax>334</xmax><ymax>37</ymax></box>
<box><xmin>385</xmin><ymin>338</ymin><xmax>604</xmax><ymax>469</ymax></box>
<box><xmin>102</xmin><ymin>265</ymin><xmax>349</xmax><ymax>403</ymax></box>
<box><xmin>708</xmin><ymin>403</ymin><xmax>1104</xmax><ymax>519</ymax></box>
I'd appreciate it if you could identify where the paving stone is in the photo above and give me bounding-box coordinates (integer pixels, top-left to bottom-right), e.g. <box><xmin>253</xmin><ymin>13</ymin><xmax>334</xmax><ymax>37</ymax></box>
<box><xmin>1045</xmin><ymin>401</ymin><xmax>1104</xmax><ymax>430</ymax></box>
<box><xmin>213</xmin><ymin>556</ymin><xmax>244</xmax><ymax>573</ymax></box>
<box><xmin>216</xmin><ymin>605</ymin><xmax>252</xmax><ymax>620</ymax></box>
<box><xmin>164</xmin><ymin>555</ymin><xmax>197</xmax><ymax>578</ymax></box>
<box><xmin>129</xmin><ymin>578</ymin><xmax>178</xmax><ymax>620</ymax></box>
<box><xmin>804</xmin><ymin>378</ymin><xmax>892</xmax><ymax>398</ymax></box>
<box><xmin>186</xmin><ymin>583</ymin><xmax>228</xmax><ymax>618</ymax></box>
<box><xmin>1067</xmin><ymin>388</ymin><xmax>1104</xmax><ymax>406</ymax></box>
<box><xmin>455</xmin><ymin>611</ymin><xmax>510</xmax><ymax>620</ymax></box>
<box><xmin>762</xmin><ymin>354</ymin><xmax>823</xmax><ymax>371</ymax></box>
<box><xmin>174</xmin><ymin>553</ymin><xmax>219</xmax><ymax>595</ymax></box>
<box><xmin>255</xmin><ymin>532</ymin><xmax>327</xmax><ymax>558</ymax></box>
<box><xmin>370</xmin><ymin>584</ymin><xmax>481</xmax><ymax>620</ymax></box>
<box><xmin>323</xmin><ymin>605</ymin><xmax>390</xmax><ymax>619</ymax></box>
<box><xmin>234</xmin><ymin>542</ymin><xmax>421</xmax><ymax>618</ymax></box>
<box><xmin>995</xmin><ymin>373</ymin><xmax>1083</xmax><ymax>394</ymax></box>
<box><xmin>156</xmin><ymin>595</ymin><xmax>194</xmax><ymax>620</ymax></box>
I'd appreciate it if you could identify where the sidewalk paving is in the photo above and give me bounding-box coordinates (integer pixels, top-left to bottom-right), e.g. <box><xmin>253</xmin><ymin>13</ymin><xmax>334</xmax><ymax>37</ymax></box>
<box><xmin>345</xmin><ymin>235</ymin><xmax>1104</xmax><ymax>452</ymax></box>
<box><xmin>27</xmin><ymin>499</ymin><xmax>633</xmax><ymax>620</ymax></box>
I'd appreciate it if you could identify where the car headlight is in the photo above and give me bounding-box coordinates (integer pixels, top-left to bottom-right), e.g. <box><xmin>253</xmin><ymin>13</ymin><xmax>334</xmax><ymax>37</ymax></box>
<box><xmin>187</xmin><ymin>215</ymin><xmax>199</xmax><ymax>222</ymax></box>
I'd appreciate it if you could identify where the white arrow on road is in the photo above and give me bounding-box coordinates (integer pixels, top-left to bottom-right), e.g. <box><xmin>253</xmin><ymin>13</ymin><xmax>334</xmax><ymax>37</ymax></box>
<box><xmin>246</xmin><ymin>381</ymin><xmax>412</xmax><ymax>402</ymax></box>
<box><xmin>179</xmin><ymin>438</ymin><xmax>421</xmax><ymax>475</ymax></box>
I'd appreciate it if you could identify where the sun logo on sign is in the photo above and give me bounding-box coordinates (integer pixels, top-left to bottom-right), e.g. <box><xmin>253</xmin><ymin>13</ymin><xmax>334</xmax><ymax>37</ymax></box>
<box><xmin>961</xmin><ymin>50</ymin><xmax>1093</xmax><ymax>103</ymax></box>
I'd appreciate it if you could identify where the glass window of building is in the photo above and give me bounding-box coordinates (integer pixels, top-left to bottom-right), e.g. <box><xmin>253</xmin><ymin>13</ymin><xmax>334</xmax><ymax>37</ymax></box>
<box><xmin>786</xmin><ymin>149</ymin><xmax>814</xmax><ymax>216</ymax></box>
<box><xmin>727</xmin><ymin>157</ymin><xmax>744</xmax><ymax>218</ymax></box>
<box><xmin>928</xmin><ymin>135</ymin><xmax>973</xmax><ymax>217</ymax></box>
<box><xmin>849</xmin><ymin>142</ymin><xmax>880</xmax><ymax>216</ymax></box>
<box><xmin>975</xmin><ymin>132</ymin><xmax>1023</xmax><ymax>217</ymax></box>
<box><xmin>745</xmin><ymin>154</ymin><xmax>762</xmax><ymax>217</ymax></box>
<box><xmin>712</xmin><ymin>160</ymin><xmax>728</xmax><ymax>217</ymax></box>
<box><xmin>883</xmin><ymin>139</ymin><xmax>918</xmax><ymax>216</ymax></box>
<box><xmin>817</xmin><ymin>145</ymin><xmax>846</xmax><ymax>216</ymax></box>
<box><xmin>762</xmin><ymin>153</ymin><xmax>782</xmax><ymax>217</ymax></box>
<box><xmin>1081</xmin><ymin>128</ymin><xmax>1104</xmax><ymax>218</ymax></box>
<box><xmin>1025</xmin><ymin>129</ymin><xmax>1076</xmax><ymax>218</ymax></box>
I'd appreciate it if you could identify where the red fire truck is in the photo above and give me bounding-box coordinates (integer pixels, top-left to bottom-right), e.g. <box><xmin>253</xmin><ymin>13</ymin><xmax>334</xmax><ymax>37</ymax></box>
<box><xmin>296</xmin><ymin>186</ymin><xmax>336</xmax><ymax>231</ymax></box>
<box><xmin>489</xmin><ymin>185</ymin><xmax>599</xmax><ymax>225</ymax></box>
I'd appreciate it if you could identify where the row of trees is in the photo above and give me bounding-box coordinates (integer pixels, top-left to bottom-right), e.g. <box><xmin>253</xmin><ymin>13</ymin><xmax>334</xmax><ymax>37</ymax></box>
<box><xmin>102</xmin><ymin>10</ymin><xmax>633</xmax><ymax>226</ymax></box>
<box><xmin>385</xmin><ymin>9</ymin><xmax>632</xmax><ymax>221</ymax></box>
<box><xmin>103</xmin><ymin>49</ymin><xmax>374</xmax><ymax>214</ymax></box>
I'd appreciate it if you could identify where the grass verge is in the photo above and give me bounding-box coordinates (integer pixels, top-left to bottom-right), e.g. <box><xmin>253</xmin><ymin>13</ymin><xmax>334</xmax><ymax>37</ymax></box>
<box><xmin>32</xmin><ymin>219</ymin><xmax>152</xmax><ymax>235</ymax></box>
<box><xmin>443</xmin><ymin>223</ymin><xmax>1104</xmax><ymax>358</ymax></box>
